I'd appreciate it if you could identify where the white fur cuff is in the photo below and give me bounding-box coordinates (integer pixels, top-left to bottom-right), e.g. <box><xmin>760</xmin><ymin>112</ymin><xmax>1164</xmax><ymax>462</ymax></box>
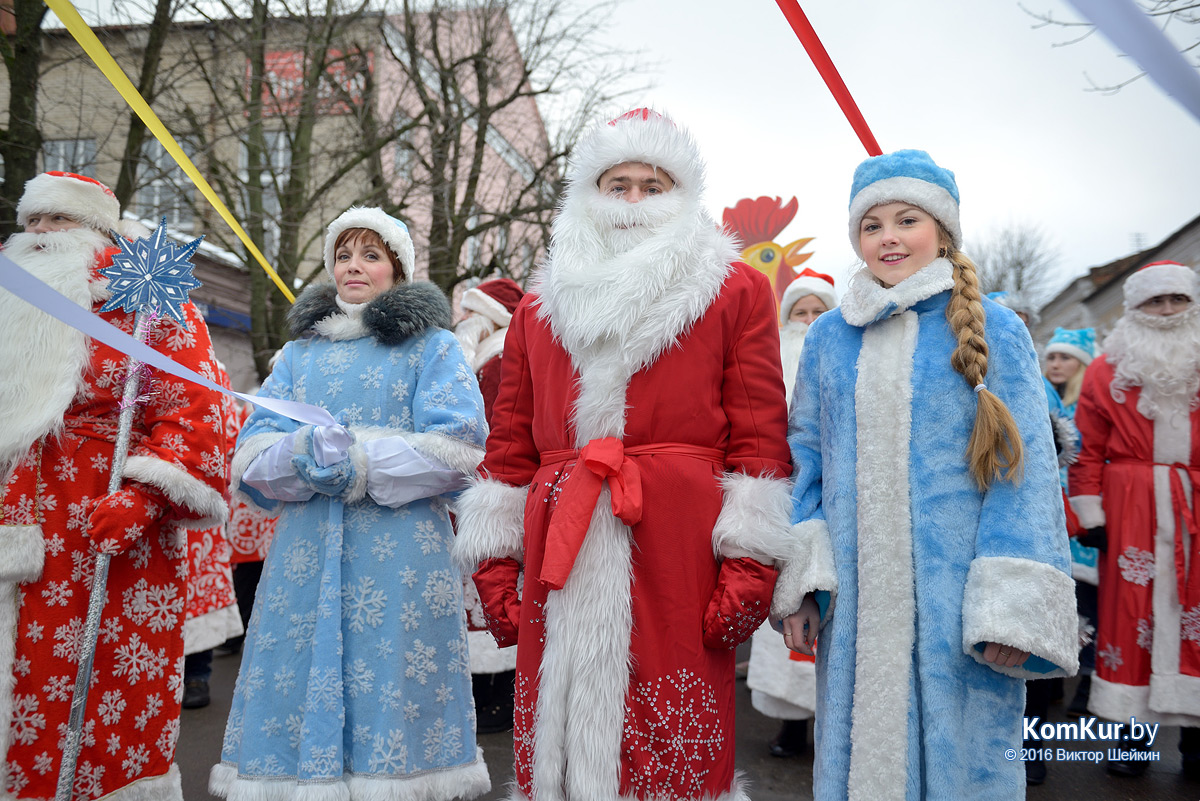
<box><xmin>711</xmin><ymin>472</ymin><xmax>793</xmax><ymax>564</ymax></box>
<box><xmin>770</xmin><ymin>519</ymin><xmax>838</xmax><ymax>619</ymax></box>
<box><xmin>344</xmin><ymin>442</ymin><xmax>371</xmax><ymax>504</ymax></box>
<box><xmin>451</xmin><ymin>477</ymin><xmax>527</xmax><ymax>573</ymax></box>
<box><xmin>124</xmin><ymin>455</ymin><xmax>228</xmax><ymax>529</ymax></box>
<box><xmin>962</xmin><ymin>556</ymin><xmax>1080</xmax><ymax>679</ymax></box>
<box><xmin>0</xmin><ymin>524</ymin><xmax>45</xmax><ymax>582</ymax></box>
<box><xmin>1069</xmin><ymin>495</ymin><xmax>1105</xmax><ymax>529</ymax></box>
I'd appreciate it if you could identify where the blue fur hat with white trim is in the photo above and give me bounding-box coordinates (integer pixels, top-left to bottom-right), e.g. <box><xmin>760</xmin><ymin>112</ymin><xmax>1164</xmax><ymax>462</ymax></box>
<box><xmin>1044</xmin><ymin>326</ymin><xmax>1096</xmax><ymax>366</ymax></box>
<box><xmin>848</xmin><ymin>149</ymin><xmax>961</xmax><ymax>259</ymax></box>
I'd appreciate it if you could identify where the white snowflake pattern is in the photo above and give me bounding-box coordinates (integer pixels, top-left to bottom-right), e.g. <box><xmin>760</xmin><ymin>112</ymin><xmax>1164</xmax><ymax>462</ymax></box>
<box><xmin>275</xmin><ymin>665</ymin><xmax>297</xmax><ymax>696</ymax></box>
<box><xmin>283</xmin><ymin>540</ymin><xmax>320</xmax><ymax>586</ymax></box>
<box><xmin>369</xmin><ymin>729</ymin><xmax>408</xmax><ymax>773</ymax></box>
<box><xmin>97</xmin><ymin>690</ymin><xmax>127</xmax><ymax>725</ymax></box>
<box><xmin>403</xmin><ymin>700</ymin><xmax>420</xmax><ymax>722</ymax></box>
<box><xmin>222</xmin><ymin>709</ymin><xmax>244</xmax><ymax>756</ymax></box>
<box><xmin>327</xmin><ymin>378</ymin><xmax>344</xmax><ymax>396</ymax></box>
<box><xmin>156</xmin><ymin>718</ymin><xmax>180</xmax><ymax>759</ymax></box>
<box><xmin>72</xmin><ymin>760</ymin><xmax>105</xmax><ymax>800</ymax></box>
<box><xmin>33</xmin><ymin>752</ymin><xmax>54</xmax><ymax>775</ymax></box>
<box><xmin>129</xmin><ymin>537</ymin><xmax>152</xmax><ymax>570</ymax></box>
<box><xmin>112</xmin><ymin>633</ymin><xmax>168</xmax><ymax>685</ymax></box>
<box><xmin>44</xmin><ymin>533</ymin><xmax>65</xmax><ymax>558</ymax></box>
<box><xmin>399</xmin><ymin>567</ymin><xmax>418</xmax><ymax>588</ymax></box>
<box><xmin>399</xmin><ymin>601</ymin><xmax>422</xmax><ymax>632</ymax></box>
<box><xmin>419</xmin><ymin>381</ymin><xmax>459</xmax><ymax>410</ymax></box>
<box><xmin>262</xmin><ymin>717</ymin><xmax>282</xmax><ymax>737</ymax></box>
<box><xmin>404</xmin><ymin>640</ymin><xmax>438</xmax><ymax>685</ymax></box>
<box><xmin>371</xmin><ymin>532</ymin><xmax>398</xmax><ymax>562</ymax></box>
<box><xmin>12</xmin><ymin>695</ymin><xmax>45</xmax><ymax>745</ymax></box>
<box><xmin>446</xmin><ymin>637</ymin><xmax>470</xmax><ymax>675</ymax></box>
<box><xmin>346</xmin><ymin>659</ymin><xmax>376</xmax><ymax>698</ymax></box>
<box><xmin>267</xmin><ymin>586</ymin><xmax>289</xmax><ymax>614</ymax></box>
<box><xmin>422</xmin><ymin>570</ymin><xmax>458</xmax><ymax>618</ymax></box>
<box><xmin>1098</xmin><ymin>642</ymin><xmax>1124</xmax><ymax>672</ymax></box>
<box><xmin>122</xmin><ymin>744</ymin><xmax>149</xmax><ymax>778</ymax></box>
<box><xmin>53</xmin><ymin>454</ymin><xmax>78</xmax><ymax>482</ymax></box>
<box><xmin>43</xmin><ymin>675</ymin><xmax>72</xmax><ymax>703</ymax></box>
<box><xmin>52</xmin><ymin>618</ymin><xmax>84</xmax><ymax>663</ymax></box>
<box><xmin>390</xmin><ymin>378</ymin><xmax>411</xmax><ymax>403</ymax></box>
<box><xmin>202</xmin><ymin>403</ymin><xmax>224</xmax><ymax>433</ymax></box>
<box><xmin>304</xmin><ymin>667</ymin><xmax>341</xmax><ymax>713</ymax></box>
<box><xmin>359</xmin><ymin>365</ymin><xmax>384</xmax><ymax>389</ymax></box>
<box><xmin>347</xmin><ymin>504</ymin><xmax>382</xmax><ymax>531</ymax></box>
<box><xmin>1137</xmin><ymin>617</ymin><xmax>1154</xmax><ymax>651</ymax></box>
<box><xmin>1183</xmin><ymin>605</ymin><xmax>1200</xmax><ymax>645</ymax></box>
<box><xmin>240</xmin><ymin>666</ymin><xmax>266</xmax><ymax>700</ymax></box>
<box><xmin>625</xmin><ymin>669</ymin><xmax>725</xmax><ymax>798</ymax></box>
<box><xmin>413</xmin><ymin>519</ymin><xmax>442</xmax><ymax>555</ymax></box>
<box><xmin>199</xmin><ymin>447</ymin><xmax>226</xmax><ymax>479</ymax></box>
<box><xmin>343</xmin><ymin>576</ymin><xmax>387</xmax><ymax>633</ymax></box>
<box><xmin>1117</xmin><ymin>546</ymin><xmax>1154</xmax><ymax>587</ymax></box>
<box><xmin>353</xmin><ymin>724</ymin><xmax>372</xmax><ymax>745</ymax></box>
<box><xmin>25</xmin><ymin>622</ymin><xmax>43</xmax><ymax>643</ymax></box>
<box><xmin>434</xmin><ymin>683</ymin><xmax>454</xmax><ymax>705</ymax></box>
<box><xmin>375</xmin><ymin>639</ymin><xmax>395</xmax><ymax>659</ymax></box>
<box><xmin>317</xmin><ymin>345</ymin><xmax>355</xmax><ymax>376</ymax></box>
<box><xmin>301</xmin><ymin>745</ymin><xmax>339</xmax><ymax>777</ymax></box>
<box><xmin>287</xmin><ymin>612</ymin><xmax>318</xmax><ymax>652</ymax></box>
<box><xmin>133</xmin><ymin>694</ymin><xmax>163</xmax><ymax>731</ymax></box>
<box><xmin>122</xmin><ymin>580</ymin><xmax>183</xmax><ymax>633</ymax></box>
<box><xmin>41</xmin><ymin>580</ymin><xmax>72</xmax><ymax>607</ymax></box>
<box><xmin>286</xmin><ymin>712</ymin><xmax>309</xmax><ymax>749</ymax></box>
<box><xmin>422</xmin><ymin>718</ymin><xmax>463</xmax><ymax>766</ymax></box>
<box><xmin>378</xmin><ymin>681</ymin><xmax>404</xmax><ymax>711</ymax></box>
<box><xmin>90</xmin><ymin>454</ymin><xmax>109</xmax><ymax>472</ymax></box>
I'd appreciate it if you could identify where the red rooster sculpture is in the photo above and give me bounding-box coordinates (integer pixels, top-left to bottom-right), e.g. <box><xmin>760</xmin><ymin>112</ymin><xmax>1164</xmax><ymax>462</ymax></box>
<box><xmin>722</xmin><ymin>196</ymin><xmax>815</xmax><ymax>304</ymax></box>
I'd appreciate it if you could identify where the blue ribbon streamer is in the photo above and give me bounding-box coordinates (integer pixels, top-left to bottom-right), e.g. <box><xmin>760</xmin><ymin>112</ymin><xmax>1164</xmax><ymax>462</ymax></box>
<box><xmin>0</xmin><ymin>254</ymin><xmax>336</xmax><ymax>428</ymax></box>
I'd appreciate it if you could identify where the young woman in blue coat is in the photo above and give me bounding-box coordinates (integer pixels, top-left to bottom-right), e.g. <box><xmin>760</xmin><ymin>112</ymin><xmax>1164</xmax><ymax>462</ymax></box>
<box><xmin>775</xmin><ymin>151</ymin><xmax>1079</xmax><ymax>799</ymax></box>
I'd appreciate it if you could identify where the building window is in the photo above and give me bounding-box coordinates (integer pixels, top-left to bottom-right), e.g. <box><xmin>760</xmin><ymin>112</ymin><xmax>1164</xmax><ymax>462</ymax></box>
<box><xmin>43</xmin><ymin>139</ymin><xmax>97</xmax><ymax>176</ymax></box>
<box><xmin>239</xmin><ymin>131</ymin><xmax>291</xmax><ymax>261</ymax></box>
<box><xmin>131</xmin><ymin>140</ymin><xmax>194</xmax><ymax>229</ymax></box>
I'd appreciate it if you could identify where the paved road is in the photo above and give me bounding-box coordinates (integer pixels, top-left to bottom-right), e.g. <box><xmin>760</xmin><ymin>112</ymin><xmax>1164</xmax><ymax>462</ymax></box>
<box><xmin>177</xmin><ymin>652</ymin><xmax>1199</xmax><ymax>800</ymax></box>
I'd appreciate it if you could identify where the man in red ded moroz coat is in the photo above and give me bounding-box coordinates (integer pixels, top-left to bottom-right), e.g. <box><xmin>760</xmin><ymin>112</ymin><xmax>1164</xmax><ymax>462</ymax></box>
<box><xmin>451</xmin><ymin>109</ymin><xmax>797</xmax><ymax>800</ymax></box>
<box><xmin>0</xmin><ymin>172</ymin><xmax>228</xmax><ymax>800</ymax></box>
<box><xmin>1069</xmin><ymin>260</ymin><xmax>1200</xmax><ymax>777</ymax></box>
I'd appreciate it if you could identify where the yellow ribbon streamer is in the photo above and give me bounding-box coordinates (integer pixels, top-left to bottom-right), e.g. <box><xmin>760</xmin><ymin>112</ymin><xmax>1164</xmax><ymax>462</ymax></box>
<box><xmin>43</xmin><ymin>0</ymin><xmax>296</xmax><ymax>303</ymax></box>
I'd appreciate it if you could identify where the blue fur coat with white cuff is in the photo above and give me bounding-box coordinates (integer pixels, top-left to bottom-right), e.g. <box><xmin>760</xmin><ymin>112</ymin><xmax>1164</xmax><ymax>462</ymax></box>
<box><xmin>782</xmin><ymin>260</ymin><xmax>1079</xmax><ymax>801</ymax></box>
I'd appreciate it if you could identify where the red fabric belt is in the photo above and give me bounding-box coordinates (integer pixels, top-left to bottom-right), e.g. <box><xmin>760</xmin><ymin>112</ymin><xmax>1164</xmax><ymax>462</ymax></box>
<box><xmin>537</xmin><ymin>438</ymin><xmax>725</xmax><ymax>590</ymax></box>
<box><xmin>1109</xmin><ymin>459</ymin><xmax>1199</xmax><ymax>611</ymax></box>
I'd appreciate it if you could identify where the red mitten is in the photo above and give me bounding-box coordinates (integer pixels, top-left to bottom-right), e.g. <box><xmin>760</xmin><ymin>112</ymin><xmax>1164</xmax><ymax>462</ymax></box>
<box><xmin>702</xmin><ymin>556</ymin><xmax>778</xmax><ymax>649</ymax></box>
<box><xmin>472</xmin><ymin>558</ymin><xmax>522</xmax><ymax>647</ymax></box>
<box><xmin>85</xmin><ymin>481</ymin><xmax>170</xmax><ymax>555</ymax></box>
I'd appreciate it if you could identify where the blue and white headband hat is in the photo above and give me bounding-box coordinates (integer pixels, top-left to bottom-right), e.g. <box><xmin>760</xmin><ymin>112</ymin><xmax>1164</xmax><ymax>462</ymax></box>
<box><xmin>324</xmin><ymin>206</ymin><xmax>416</xmax><ymax>283</ymax></box>
<box><xmin>1044</xmin><ymin>326</ymin><xmax>1097</xmax><ymax>366</ymax></box>
<box><xmin>847</xmin><ymin>149</ymin><xmax>961</xmax><ymax>259</ymax></box>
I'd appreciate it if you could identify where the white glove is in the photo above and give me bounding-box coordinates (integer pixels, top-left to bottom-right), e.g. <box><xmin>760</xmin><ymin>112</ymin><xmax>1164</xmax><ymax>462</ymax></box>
<box><xmin>363</xmin><ymin>436</ymin><xmax>468</xmax><ymax>508</ymax></box>
<box><xmin>242</xmin><ymin>430</ymin><xmax>314</xmax><ymax>502</ymax></box>
<box><xmin>311</xmin><ymin>424</ymin><xmax>353</xmax><ymax>467</ymax></box>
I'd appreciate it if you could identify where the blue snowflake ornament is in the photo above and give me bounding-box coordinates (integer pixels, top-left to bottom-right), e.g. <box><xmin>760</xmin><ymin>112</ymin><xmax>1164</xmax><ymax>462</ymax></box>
<box><xmin>100</xmin><ymin>218</ymin><xmax>203</xmax><ymax>322</ymax></box>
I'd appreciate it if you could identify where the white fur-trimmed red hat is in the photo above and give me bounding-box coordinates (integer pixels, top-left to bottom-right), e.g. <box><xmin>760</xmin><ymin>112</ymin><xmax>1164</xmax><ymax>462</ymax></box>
<box><xmin>324</xmin><ymin>206</ymin><xmax>416</xmax><ymax>283</ymax></box>
<box><xmin>779</xmin><ymin>268</ymin><xmax>837</xmax><ymax>323</ymax></box>
<box><xmin>462</xmin><ymin>277</ymin><xmax>524</xmax><ymax>327</ymax></box>
<box><xmin>17</xmin><ymin>171</ymin><xmax>120</xmax><ymax>234</ymax></box>
<box><xmin>1123</xmin><ymin>260</ymin><xmax>1197</xmax><ymax>311</ymax></box>
<box><xmin>566</xmin><ymin>108</ymin><xmax>705</xmax><ymax>196</ymax></box>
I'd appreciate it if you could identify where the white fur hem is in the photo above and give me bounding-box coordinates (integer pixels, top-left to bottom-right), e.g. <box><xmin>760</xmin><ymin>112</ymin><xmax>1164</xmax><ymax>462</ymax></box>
<box><xmin>1069</xmin><ymin>494</ymin><xmax>1105</xmax><ymax>529</ymax></box>
<box><xmin>124</xmin><ymin>455</ymin><xmax>228</xmax><ymax>528</ymax></box>
<box><xmin>209</xmin><ymin>750</ymin><xmax>490</xmax><ymax>801</ymax></box>
<box><xmin>961</xmin><ymin>556</ymin><xmax>1080</xmax><ymax>679</ymax></box>
<box><xmin>0</xmin><ymin>524</ymin><xmax>44</xmax><ymax>582</ymax></box>
<box><xmin>451</xmin><ymin>477</ymin><xmax>527</xmax><ymax>573</ymax></box>
<box><xmin>1090</xmin><ymin>675</ymin><xmax>1200</xmax><ymax>727</ymax></box>
<box><xmin>711</xmin><ymin>472</ymin><xmax>793</xmax><ymax>564</ymax></box>
<box><xmin>467</xmin><ymin>629</ymin><xmax>518</xmax><ymax>674</ymax></box>
<box><xmin>1151</xmin><ymin>672</ymin><xmax>1200</xmax><ymax>720</ymax></box>
<box><xmin>97</xmin><ymin>763</ymin><xmax>182</xmax><ymax>801</ymax></box>
<box><xmin>183</xmin><ymin>603</ymin><xmax>245</xmax><ymax>654</ymax></box>
<box><xmin>770</xmin><ymin>519</ymin><xmax>838</xmax><ymax>619</ymax></box>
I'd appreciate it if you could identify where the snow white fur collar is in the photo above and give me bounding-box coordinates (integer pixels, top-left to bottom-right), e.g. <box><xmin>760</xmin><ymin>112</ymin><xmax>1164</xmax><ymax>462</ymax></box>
<box><xmin>839</xmin><ymin>259</ymin><xmax>954</xmax><ymax>327</ymax></box>
<box><xmin>288</xmin><ymin>281</ymin><xmax>451</xmax><ymax>343</ymax></box>
<box><xmin>532</xmin><ymin>193</ymin><xmax>738</xmax><ymax>369</ymax></box>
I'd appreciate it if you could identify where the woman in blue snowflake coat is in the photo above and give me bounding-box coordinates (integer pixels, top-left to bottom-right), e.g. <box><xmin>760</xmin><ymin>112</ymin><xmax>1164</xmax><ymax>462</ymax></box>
<box><xmin>210</xmin><ymin>208</ymin><xmax>491</xmax><ymax>801</ymax></box>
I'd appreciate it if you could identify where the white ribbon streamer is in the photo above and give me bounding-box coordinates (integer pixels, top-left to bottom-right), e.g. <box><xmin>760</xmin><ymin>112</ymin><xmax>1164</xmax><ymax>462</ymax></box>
<box><xmin>0</xmin><ymin>254</ymin><xmax>336</xmax><ymax>428</ymax></box>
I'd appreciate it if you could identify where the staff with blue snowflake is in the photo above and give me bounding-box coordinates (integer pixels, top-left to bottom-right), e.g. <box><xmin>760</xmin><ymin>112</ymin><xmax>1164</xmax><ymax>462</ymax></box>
<box><xmin>211</xmin><ymin>207</ymin><xmax>491</xmax><ymax>799</ymax></box>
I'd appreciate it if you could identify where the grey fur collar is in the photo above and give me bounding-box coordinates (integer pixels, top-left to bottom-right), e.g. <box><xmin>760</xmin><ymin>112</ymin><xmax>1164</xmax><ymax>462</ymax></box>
<box><xmin>288</xmin><ymin>282</ymin><xmax>452</xmax><ymax>344</ymax></box>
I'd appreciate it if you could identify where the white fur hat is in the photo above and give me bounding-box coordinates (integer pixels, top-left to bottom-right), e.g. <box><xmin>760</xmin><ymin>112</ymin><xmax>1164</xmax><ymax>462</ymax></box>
<box><xmin>17</xmin><ymin>171</ymin><xmax>120</xmax><ymax>234</ymax></box>
<box><xmin>324</xmin><ymin>207</ymin><xmax>416</xmax><ymax>283</ymax></box>
<box><xmin>566</xmin><ymin>108</ymin><xmax>704</xmax><ymax>196</ymax></box>
<box><xmin>847</xmin><ymin>150</ymin><xmax>961</xmax><ymax>259</ymax></box>
<box><xmin>1122</xmin><ymin>260</ymin><xmax>1197</xmax><ymax>311</ymax></box>
<box><xmin>779</xmin><ymin>268</ymin><xmax>837</xmax><ymax>323</ymax></box>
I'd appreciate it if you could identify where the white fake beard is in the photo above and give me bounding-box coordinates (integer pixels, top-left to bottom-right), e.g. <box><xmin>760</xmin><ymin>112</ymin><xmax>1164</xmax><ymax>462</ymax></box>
<box><xmin>1104</xmin><ymin>304</ymin><xmax>1200</xmax><ymax>418</ymax></box>
<box><xmin>453</xmin><ymin>313</ymin><xmax>496</xmax><ymax>368</ymax></box>
<box><xmin>779</xmin><ymin>319</ymin><xmax>809</xmax><ymax>347</ymax></box>
<box><xmin>0</xmin><ymin>229</ymin><xmax>108</xmax><ymax>478</ymax></box>
<box><xmin>580</xmin><ymin>191</ymin><xmax>688</xmax><ymax>260</ymax></box>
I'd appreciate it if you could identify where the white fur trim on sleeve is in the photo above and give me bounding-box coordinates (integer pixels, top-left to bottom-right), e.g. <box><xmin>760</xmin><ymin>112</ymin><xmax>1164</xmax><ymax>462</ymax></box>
<box><xmin>771</xmin><ymin>519</ymin><xmax>838</xmax><ymax>619</ymax></box>
<box><xmin>0</xmin><ymin>524</ymin><xmax>44</xmax><ymax>582</ymax></box>
<box><xmin>344</xmin><ymin>442</ymin><xmax>371</xmax><ymax>504</ymax></box>
<box><xmin>1069</xmin><ymin>495</ymin><xmax>1106</xmax><ymax>529</ymax></box>
<box><xmin>124</xmin><ymin>455</ymin><xmax>228</xmax><ymax>529</ymax></box>
<box><xmin>451</xmin><ymin>476</ymin><xmax>527</xmax><ymax>573</ymax></box>
<box><xmin>711</xmin><ymin>472</ymin><xmax>793</xmax><ymax>564</ymax></box>
<box><xmin>347</xmin><ymin>426</ymin><xmax>484</xmax><ymax>477</ymax></box>
<box><xmin>961</xmin><ymin>555</ymin><xmax>1080</xmax><ymax>679</ymax></box>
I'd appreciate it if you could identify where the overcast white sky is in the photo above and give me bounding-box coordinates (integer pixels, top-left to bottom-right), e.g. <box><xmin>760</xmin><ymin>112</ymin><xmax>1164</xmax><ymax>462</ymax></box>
<box><xmin>595</xmin><ymin>0</ymin><xmax>1199</xmax><ymax>300</ymax></box>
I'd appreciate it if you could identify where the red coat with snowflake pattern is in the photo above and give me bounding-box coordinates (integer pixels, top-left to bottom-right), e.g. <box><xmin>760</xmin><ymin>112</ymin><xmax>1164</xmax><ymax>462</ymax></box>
<box><xmin>0</xmin><ymin>249</ymin><xmax>228</xmax><ymax>800</ymax></box>
<box><xmin>1069</xmin><ymin>354</ymin><xmax>1200</xmax><ymax>726</ymax></box>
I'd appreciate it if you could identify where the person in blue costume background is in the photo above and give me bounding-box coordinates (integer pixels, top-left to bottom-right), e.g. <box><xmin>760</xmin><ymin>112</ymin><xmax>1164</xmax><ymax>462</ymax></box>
<box><xmin>210</xmin><ymin>207</ymin><xmax>491</xmax><ymax>801</ymax></box>
<box><xmin>775</xmin><ymin>150</ymin><xmax>1079</xmax><ymax>799</ymax></box>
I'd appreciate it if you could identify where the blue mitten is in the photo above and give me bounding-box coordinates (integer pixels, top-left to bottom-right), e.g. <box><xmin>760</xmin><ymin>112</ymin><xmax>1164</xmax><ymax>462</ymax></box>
<box><xmin>291</xmin><ymin>425</ymin><xmax>356</xmax><ymax>497</ymax></box>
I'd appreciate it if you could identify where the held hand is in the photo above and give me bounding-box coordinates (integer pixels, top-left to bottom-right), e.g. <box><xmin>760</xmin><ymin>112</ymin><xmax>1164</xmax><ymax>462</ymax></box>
<box><xmin>85</xmin><ymin>482</ymin><xmax>170</xmax><ymax>555</ymax></box>
<box><xmin>983</xmin><ymin>641</ymin><xmax>1030</xmax><ymax>668</ymax></box>
<box><xmin>290</xmin><ymin>451</ymin><xmax>355</xmax><ymax>497</ymax></box>
<box><xmin>782</xmin><ymin>593</ymin><xmax>820</xmax><ymax>655</ymax></box>
<box><xmin>701</xmin><ymin>557</ymin><xmax>777</xmax><ymax>650</ymax></box>
<box><xmin>472</xmin><ymin>558</ymin><xmax>522</xmax><ymax>647</ymax></box>
<box><xmin>1077</xmin><ymin>526</ymin><xmax>1107</xmax><ymax>552</ymax></box>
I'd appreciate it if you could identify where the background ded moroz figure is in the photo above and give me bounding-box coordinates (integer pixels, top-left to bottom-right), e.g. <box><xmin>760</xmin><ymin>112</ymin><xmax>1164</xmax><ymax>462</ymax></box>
<box><xmin>779</xmin><ymin>150</ymin><xmax>1078</xmax><ymax>799</ymax></box>
<box><xmin>452</xmin><ymin>108</ymin><xmax>796</xmax><ymax>801</ymax></box>
<box><xmin>0</xmin><ymin>172</ymin><xmax>229</xmax><ymax>800</ymax></box>
<box><xmin>212</xmin><ymin>207</ymin><xmax>490</xmax><ymax>800</ymax></box>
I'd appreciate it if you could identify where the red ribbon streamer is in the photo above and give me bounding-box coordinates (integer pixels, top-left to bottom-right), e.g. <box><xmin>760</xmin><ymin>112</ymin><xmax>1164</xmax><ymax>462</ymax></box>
<box><xmin>773</xmin><ymin>0</ymin><xmax>883</xmax><ymax>157</ymax></box>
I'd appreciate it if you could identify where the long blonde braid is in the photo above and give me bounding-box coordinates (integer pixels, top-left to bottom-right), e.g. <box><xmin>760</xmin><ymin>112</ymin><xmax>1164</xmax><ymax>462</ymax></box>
<box><xmin>943</xmin><ymin>239</ymin><xmax>1024</xmax><ymax>488</ymax></box>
